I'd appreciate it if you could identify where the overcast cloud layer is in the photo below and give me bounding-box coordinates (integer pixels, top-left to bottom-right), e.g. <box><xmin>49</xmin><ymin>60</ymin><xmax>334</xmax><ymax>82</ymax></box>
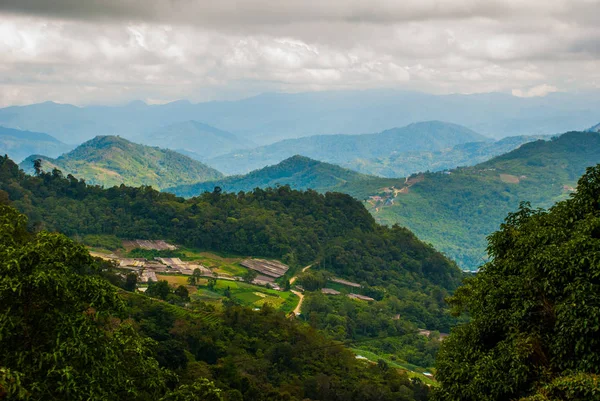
<box><xmin>1</xmin><ymin>0</ymin><xmax>599</xmax><ymax>106</ymax></box>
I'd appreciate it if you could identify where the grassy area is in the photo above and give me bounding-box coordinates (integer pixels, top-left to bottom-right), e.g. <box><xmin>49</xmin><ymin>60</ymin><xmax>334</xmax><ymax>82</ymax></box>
<box><xmin>195</xmin><ymin>279</ymin><xmax>299</xmax><ymax>313</ymax></box>
<box><xmin>350</xmin><ymin>348</ymin><xmax>437</xmax><ymax>386</ymax></box>
<box><xmin>156</xmin><ymin>274</ymin><xmax>192</xmax><ymax>287</ymax></box>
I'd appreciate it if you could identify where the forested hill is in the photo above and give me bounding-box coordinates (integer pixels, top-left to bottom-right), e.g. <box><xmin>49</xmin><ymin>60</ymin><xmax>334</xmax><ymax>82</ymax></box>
<box><xmin>208</xmin><ymin>121</ymin><xmax>487</xmax><ymax>175</ymax></box>
<box><xmin>0</xmin><ymin>126</ymin><xmax>72</xmax><ymax>163</ymax></box>
<box><xmin>0</xmin><ymin>203</ymin><xmax>435</xmax><ymax>401</ymax></box>
<box><xmin>366</xmin><ymin>131</ymin><xmax>600</xmax><ymax>269</ymax></box>
<box><xmin>19</xmin><ymin>135</ymin><xmax>223</xmax><ymax>190</ymax></box>
<box><xmin>1</xmin><ymin>154</ymin><xmax>462</xmax><ymax>327</ymax></box>
<box><xmin>167</xmin><ymin>155</ymin><xmax>375</xmax><ymax>197</ymax></box>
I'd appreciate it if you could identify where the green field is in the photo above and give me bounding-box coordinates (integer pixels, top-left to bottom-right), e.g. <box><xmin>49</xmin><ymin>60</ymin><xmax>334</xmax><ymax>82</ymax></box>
<box><xmin>193</xmin><ymin>279</ymin><xmax>299</xmax><ymax>313</ymax></box>
<box><xmin>350</xmin><ymin>348</ymin><xmax>437</xmax><ymax>386</ymax></box>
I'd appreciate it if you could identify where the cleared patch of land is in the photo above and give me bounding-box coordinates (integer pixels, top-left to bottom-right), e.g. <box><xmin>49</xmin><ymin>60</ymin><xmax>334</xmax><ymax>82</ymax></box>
<box><xmin>499</xmin><ymin>174</ymin><xmax>520</xmax><ymax>184</ymax></box>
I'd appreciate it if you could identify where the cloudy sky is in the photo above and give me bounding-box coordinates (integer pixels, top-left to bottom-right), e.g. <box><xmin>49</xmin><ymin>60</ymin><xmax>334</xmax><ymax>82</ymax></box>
<box><xmin>1</xmin><ymin>0</ymin><xmax>599</xmax><ymax>106</ymax></box>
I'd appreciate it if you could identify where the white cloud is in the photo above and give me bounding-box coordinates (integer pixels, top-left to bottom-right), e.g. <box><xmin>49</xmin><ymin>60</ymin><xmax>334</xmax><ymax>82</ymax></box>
<box><xmin>0</xmin><ymin>0</ymin><xmax>599</xmax><ymax>105</ymax></box>
<box><xmin>512</xmin><ymin>84</ymin><xmax>559</xmax><ymax>98</ymax></box>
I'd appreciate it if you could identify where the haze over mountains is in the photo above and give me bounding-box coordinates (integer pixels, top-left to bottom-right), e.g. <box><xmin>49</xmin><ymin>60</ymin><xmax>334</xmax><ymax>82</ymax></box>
<box><xmin>20</xmin><ymin>136</ymin><xmax>223</xmax><ymax>190</ymax></box>
<box><xmin>139</xmin><ymin>120</ymin><xmax>255</xmax><ymax>160</ymax></box>
<box><xmin>0</xmin><ymin>126</ymin><xmax>72</xmax><ymax>163</ymax></box>
<box><xmin>208</xmin><ymin>121</ymin><xmax>487</xmax><ymax>175</ymax></box>
<box><xmin>1</xmin><ymin>90</ymin><xmax>599</xmax><ymax>146</ymax></box>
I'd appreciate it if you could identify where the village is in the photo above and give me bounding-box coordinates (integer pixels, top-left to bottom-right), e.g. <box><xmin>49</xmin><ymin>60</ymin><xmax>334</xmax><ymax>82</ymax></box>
<box><xmin>89</xmin><ymin>239</ymin><xmax>379</xmax><ymax>314</ymax></box>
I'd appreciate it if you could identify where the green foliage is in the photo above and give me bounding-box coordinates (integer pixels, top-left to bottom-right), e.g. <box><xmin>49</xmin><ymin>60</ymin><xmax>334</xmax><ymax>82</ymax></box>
<box><xmin>433</xmin><ymin>164</ymin><xmax>600</xmax><ymax>401</ymax></box>
<box><xmin>81</xmin><ymin>233</ymin><xmax>123</xmax><ymax>250</ymax></box>
<box><xmin>0</xmin><ymin>205</ymin><xmax>172</xmax><ymax>400</ymax></box>
<box><xmin>241</xmin><ymin>269</ymin><xmax>257</xmax><ymax>283</ymax></box>
<box><xmin>518</xmin><ymin>373</ymin><xmax>600</xmax><ymax>401</ymax></box>
<box><xmin>20</xmin><ymin>135</ymin><xmax>223</xmax><ymax>190</ymax></box>
<box><xmin>160</xmin><ymin>378</ymin><xmax>223</xmax><ymax>401</ymax></box>
<box><xmin>124</xmin><ymin>293</ymin><xmax>432</xmax><ymax>401</ymax></box>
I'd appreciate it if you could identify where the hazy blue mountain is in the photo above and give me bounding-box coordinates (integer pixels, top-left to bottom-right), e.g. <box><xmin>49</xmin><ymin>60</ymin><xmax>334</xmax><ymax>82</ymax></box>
<box><xmin>345</xmin><ymin>134</ymin><xmax>549</xmax><ymax>177</ymax></box>
<box><xmin>20</xmin><ymin>135</ymin><xmax>223</xmax><ymax>190</ymax></box>
<box><xmin>208</xmin><ymin>121</ymin><xmax>488</xmax><ymax>174</ymax></box>
<box><xmin>166</xmin><ymin>155</ymin><xmax>374</xmax><ymax>197</ymax></box>
<box><xmin>0</xmin><ymin>90</ymin><xmax>598</xmax><ymax>144</ymax></box>
<box><xmin>0</xmin><ymin>126</ymin><xmax>72</xmax><ymax>162</ymax></box>
<box><xmin>588</xmin><ymin>122</ymin><xmax>600</xmax><ymax>132</ymax></box>
<box><xmin>138</xmin><ymin>120</ymin><xmax>255</xmax><ymax>159</ymax></box>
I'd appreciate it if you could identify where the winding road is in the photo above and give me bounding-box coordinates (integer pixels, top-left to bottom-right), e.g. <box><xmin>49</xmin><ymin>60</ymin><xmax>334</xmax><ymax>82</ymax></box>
<box><xmin>289</xmin><ymin>264</ymin><xmax>313</xmax><ymax>316</ymax></box>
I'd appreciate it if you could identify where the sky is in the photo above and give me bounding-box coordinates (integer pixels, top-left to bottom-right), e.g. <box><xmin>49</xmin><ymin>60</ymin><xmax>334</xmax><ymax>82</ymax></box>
<box><xmin>0</xmin><ymin>0</ymin><xmax>599</xmax><ymax>107</ymax></box>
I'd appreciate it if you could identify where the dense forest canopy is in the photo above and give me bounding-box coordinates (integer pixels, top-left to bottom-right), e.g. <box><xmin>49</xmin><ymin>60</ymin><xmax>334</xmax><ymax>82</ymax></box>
<box><xmin>433</xmin><ymin>164</ymin><xmax>600</xmax><ymax>400</ymax></box>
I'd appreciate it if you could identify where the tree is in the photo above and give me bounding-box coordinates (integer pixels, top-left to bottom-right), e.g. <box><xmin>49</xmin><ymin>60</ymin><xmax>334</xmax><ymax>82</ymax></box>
<box><xmin>33</xmin><ymin>158</ymin><xmax>42</xmax><ymax>176</ymax></box>
<box><xmin>433</xmin><ymin>165</ymin><xmax>600</xmax><ymax>401</ymax></box>
<box><xmin>174</xmin><ymin>285</ymin><xmax>190</xmax><ymax>302</ymax></box>
<box><xmin>147</xmin><ymin>280</ymin><xmax>171</xmax><ymax>300</ymax></box>
<box><xmin>160</xmin><ymin>378</ymin><xmax>222</xmax><ymax>401</ymax></box>
<box><xmin>188</xmin><ymin>268</ymin><xmax>203</xmax><ymax>286</ymax></box>
<box><xmin>0</xmin><ymin>205</ymin><xmax>170</xmax><ymax>400</ymax></box>
<box><xmin>125</xmin><ymin>272</ymin><xmax>138</xmax><ymax>291</ymax></box>
<box><xmin>242</xmin><ymin>269</ymin><xmax>258</xmax><ymax>283</ymax></box>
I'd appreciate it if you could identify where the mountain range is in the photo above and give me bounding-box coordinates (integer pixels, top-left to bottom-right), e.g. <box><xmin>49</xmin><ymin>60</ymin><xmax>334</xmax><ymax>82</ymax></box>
<box><xmin>207</xmin><ymin>121</ymin><xmax>488</xmax><ymax>174</ymax></box>
<box><xmin>344</xmin><ymin>134</ymin><xmax>549</xmax><ymax>177</ymax></box>
<box><xmin>0</xmin><ymin>126</ymin><xmax>72</xmax><ymax>162</ymax></box>
<box><xmin>20</xmin><ymin>136</ymin><xmax>223</xmax><ymax>190</ymax></box>
<box><xmin>1</xmin><ymin>90</ymin><xmax>599</xmax><ymax>146</ymax></box>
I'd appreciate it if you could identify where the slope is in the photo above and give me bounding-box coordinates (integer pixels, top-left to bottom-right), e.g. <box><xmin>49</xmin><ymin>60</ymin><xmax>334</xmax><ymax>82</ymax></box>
<box><xmin>362</xmin><ymin>131</ymin><xmax>600</xmax><ymax>269</ymax></box>
<box><xmin>166</xmin><ymin>155</ymin><xmax>376</xmax><ymax>197</ymax></box>
<box><xmin>345</xmin><ymin>134</ymin><xmax>548</xmax><ymax>177</ymax></box>
<box><xmin>139</xmin><ymin>120</ymin><xmax>255</xmax><ymax>159</ymax></box>
<box><xmin>208</xmin><ymin>121</ymin><xmax>488</xmax><ymax>174</ymax></box>
<box><xmin>0</xmin><ymin>126</ymin><xmax>72</xmax><ymax>162</ymax></box>
<box><xmin>19</xmin><ymin>135</ymin><xmax>223</xmax><ymax>190</ymax></box>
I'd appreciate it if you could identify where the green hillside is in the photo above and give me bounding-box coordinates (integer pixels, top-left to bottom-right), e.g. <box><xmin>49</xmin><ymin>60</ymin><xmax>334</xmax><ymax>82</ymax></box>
<box><xmin>345</xmin><ymin>135</ymin><xmax>547</xmax><ymax>177</ymax></box>
<box><xmin>0</xmin><ymin>126</ymin><xmax>72</xmax><ymax>162</ymax></box>
<box><xmin>20</xmin><ymin>135</ymin><xmax>223</xmax><ymax>190</ymax></box>
<box><xmin>208</xmin><ymin>121</ymin><xmax>488</xmax><ymax>174</ymax></box>
<box><xmin>361</xmin><ymin>131</ymin><xmax>600</xmax><ymax>269</ymax></box>
<box><xmin>167</xmin><ymin>155</ymin><xmax>375</xmax><ymax>197</ymax></box>
<box><xmin>140</xmin><ymin>120</ymin><xmax>255</xmax><ymax>159</ymax></box>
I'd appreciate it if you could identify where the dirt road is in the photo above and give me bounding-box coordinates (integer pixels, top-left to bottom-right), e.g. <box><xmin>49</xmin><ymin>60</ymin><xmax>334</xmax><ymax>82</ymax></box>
<box><xmin>289</xmin><ymin>264</ymin><xmax>313</xmax><ymax>316</ymax></box>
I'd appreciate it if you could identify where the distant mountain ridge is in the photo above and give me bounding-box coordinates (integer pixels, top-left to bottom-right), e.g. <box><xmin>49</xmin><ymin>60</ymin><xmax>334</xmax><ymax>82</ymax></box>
<box><xmin>166</xmin><ymin>155</ymin><xmax>374</xmax><ymax>197</ymax></box>
<box><xmin>588</xmin><ymin>122</ymin><xmax>600</xmax><ymax>132</ymax></box>
<box><xmin>345</xmin><ymin>134</ymin><xmax>549</xmax><ymax>177</ymax></box>
<box><xmin>1</xmin><ymin>90</ymin><xmax>598</xmax><ymax>145</ymax></box>
<box><xmin>139</xmin><ymin>120</ymin><xmax>255</xmax><ymax>160</ymax></box>
<box><xmin>0</xmin><ymin>126</ymin><xmax>72</xmax><ymax>162</ymax></box>
<box><xmin>20</xmin><ymin>136</ymin><xmax>223</xmax><ymax>190</ymax></box>
<box><xmin>208</xmin><ymin>121</ymin><xmax>488</xmax><ymax>174</ymax></box>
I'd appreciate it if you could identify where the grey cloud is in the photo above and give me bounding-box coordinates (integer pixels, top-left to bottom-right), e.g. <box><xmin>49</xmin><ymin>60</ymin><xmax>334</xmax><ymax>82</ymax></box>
<box><xmin>0</xmin><ymin>1</ymin><xmax>599</xmax><ymax>106</ymax></box>
<box><xmin>1</xmin><ymin>0</ymin><xmax>599</xmax><ymax>27</ymax></box>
